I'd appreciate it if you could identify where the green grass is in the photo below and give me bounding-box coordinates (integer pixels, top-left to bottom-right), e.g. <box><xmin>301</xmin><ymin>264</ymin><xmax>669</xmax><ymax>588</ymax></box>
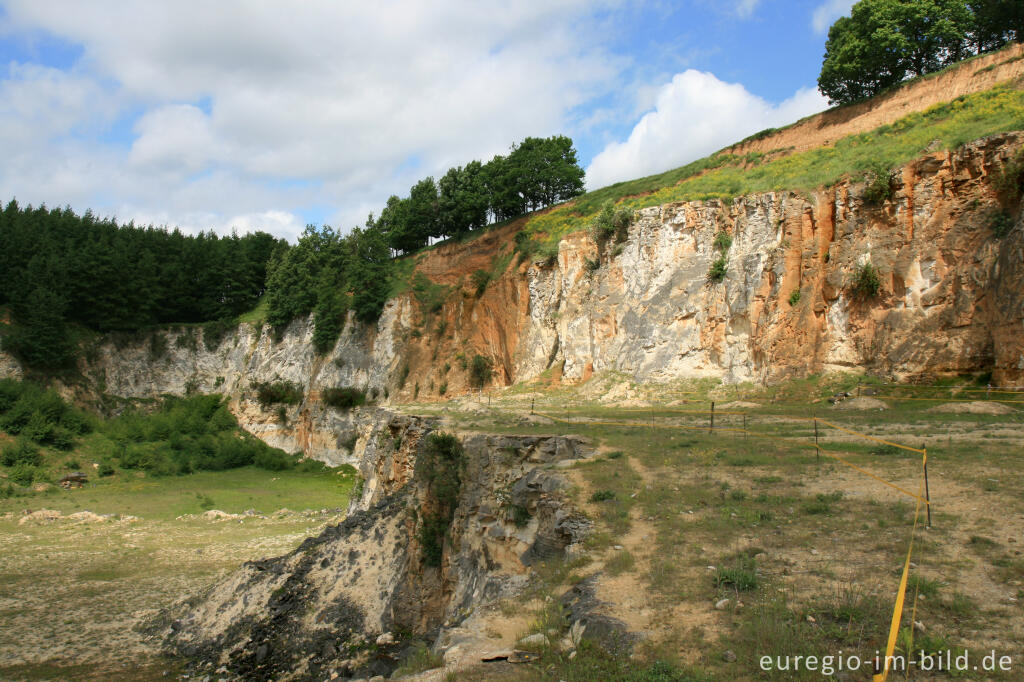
<box><xmin>0</xmin><ymin>466</ymin><xmax>353</xmax><ymax>520</ymax></box>
<box><xmin>235</xmin><ymin>297</ymin><xmax>269</xmax><ymax>326</ymax></box>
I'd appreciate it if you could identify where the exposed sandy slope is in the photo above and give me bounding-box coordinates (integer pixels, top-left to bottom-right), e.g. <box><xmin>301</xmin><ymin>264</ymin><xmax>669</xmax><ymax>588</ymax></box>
<box><xmin>725</xmin><ymin>43</ymin><xmax>1024</xmax><ymax>159</ymax></box>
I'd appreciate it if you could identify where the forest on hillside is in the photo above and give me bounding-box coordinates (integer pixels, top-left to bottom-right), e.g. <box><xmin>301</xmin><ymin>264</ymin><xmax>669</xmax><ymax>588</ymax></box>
<box><xmin>0</xmin><ymin>135</ymin><xmax>586</xmax><ymax>372</ymax></box>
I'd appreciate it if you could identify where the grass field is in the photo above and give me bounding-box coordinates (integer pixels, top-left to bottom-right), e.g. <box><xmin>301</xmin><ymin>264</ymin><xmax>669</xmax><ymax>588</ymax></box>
<box><xmin>0</xmin><ymin>467</ymin><xmax>353</xmax><ymax>681</ymax></box>
<box><xmin>410</xmin><ymin>373</ymin><xmax>1024</xmax><ymax>680</ymax></box>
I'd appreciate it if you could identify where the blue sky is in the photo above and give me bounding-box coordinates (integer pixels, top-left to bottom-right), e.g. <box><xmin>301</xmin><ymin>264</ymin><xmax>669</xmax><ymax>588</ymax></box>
<box><xmin>0</xmin><ymin>0</ymin><xmax>854</xmax><ymax>240</ymax></box>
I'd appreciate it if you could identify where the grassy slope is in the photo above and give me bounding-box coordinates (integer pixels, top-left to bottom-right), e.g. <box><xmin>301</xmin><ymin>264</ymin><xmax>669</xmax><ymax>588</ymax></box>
<box><xmin>524</xmin><ymin>82</ymin><xmax>1024</xmax><ymax>245</ymax></box>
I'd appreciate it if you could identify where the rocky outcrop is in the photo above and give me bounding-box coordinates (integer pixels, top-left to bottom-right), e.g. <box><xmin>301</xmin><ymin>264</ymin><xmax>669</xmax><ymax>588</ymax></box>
<box><xmin>151</xmin><ymin>414</ymin><xmax>594</xmax><ymax>680</ymax></box>
<box><xmin>520</xmin><ymin>133</ymin><xmax>1024</xmax><ymax>386</ymax></box>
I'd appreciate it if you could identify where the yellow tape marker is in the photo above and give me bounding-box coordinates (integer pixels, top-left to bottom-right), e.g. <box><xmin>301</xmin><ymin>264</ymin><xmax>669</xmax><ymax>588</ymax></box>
<box><xmin>814</xmin><ymin>419</ymin><xmax>926</xmax><ymax>454</ymax></box>
<box><xmin>874</xmin><ymin>455</ymin><xmax>926</xmax><ymax>682</ymax></box>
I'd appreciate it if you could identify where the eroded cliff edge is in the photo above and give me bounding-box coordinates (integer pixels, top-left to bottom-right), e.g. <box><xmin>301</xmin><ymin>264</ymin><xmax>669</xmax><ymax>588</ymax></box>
<box><xmin>148</xmin><ymin>414</ymin><xmax>596</xmax><ymax>680</ymax></box>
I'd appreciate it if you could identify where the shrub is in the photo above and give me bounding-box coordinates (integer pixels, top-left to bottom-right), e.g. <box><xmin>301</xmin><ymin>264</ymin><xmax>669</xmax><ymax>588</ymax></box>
<box><xmin>714</xmin><ymin>231</ymin><xmax>732</xmax><ymax>252</ymax></box>
<box><xmin>148</xmin><ymin>332</ymin><xmax>169</xmax><ymax>361</ymax></box>
<box><xmin>438</xmin><ymin>381</ymin><xmax>447</xmax><ymax>396</ymax></box>
<box><xmin>714</xmin><ymin>556</ymin><xmax>758</xmax><ymax>591</ymax></box>
<box><xmin>707</xmin><ymin>255</ymin><xmax>728</xmax><ymax>282</ymax></box>
<box><xmin>991</xmin><ymin>211</ymin><xmax>1015</xmax><ymax>237</ymax></box>
<box><xmin>418</xmin><ymin>433</ymin><xmax>466</xmax><ymax>567</ymax></box>
<box><xmin>9</xmin><ymin>462</ymin><xmax>38</xmax><ymax>487</ymax></box>
<box><xmin>396</xmin><ymin>361</ymin><xmax>410</xmax><ymax>389</ymax></box>
<box><xmin>471</xmin><ymin>269</ymin><xmax>491</xmax><ymax>297</ymax></box>
<box><xmin>851</xmin><ymin>260</ymin><xmax>881</xmax><ymax>299</ymax></box>
<box><xmin>511</xmin><ymin>504</ymin><xmax>531</xmax><ymax>528</ymax></box>
<box><xmin>994</xmin><ymin>149</ymin><xmax>1024</xmax><ymax>202</ymax></box>
<box><xmin>253</xmin><ymin>448</ymin><xmax>293</xmax><ymax>471</ymax></box>
<box><xmin>252</xmin><ymin>380</ymin><xmax>303</xmax><ymax>407</ymax></box>
<box><xmin>590</xmin><ymin>202</ymin><xmax>633</xmax><ymax>254</ymax></box>
<box><xmin>863</xmin><ymin>161</ymin><xmax>895</xmax><ymax>205</ymax></box>
<box><xmin>2</xmin><ymin>439</ymin><xmax>41</xmax><ymax>467</ymax></box>
<box><xmin>322</xmin><ymin>387</ymin><xmax>366</xmax><ymax>410</ymax></box>
<box><xmin>590</xmin><ymin>489</ymin><xmax>616</xmax><ymax>502</ymax></box>
<box><xmin>98</xmin><ymin>462</ymin><xmax>115</xmax><ymax>477</ymax></box>
<box><xmin>201</xmin><ymin>319</ymin><xmax>235</xmax><ymax>351</ymax></box>
<box><xmin>469</xmin><ymin>355</ymin><xmax>492</xmax><ymax>389</ymax></box>
<box><xmin>788</xmin><ymin>289</ymin><xmax>801</xmax><ymax>306</ymax></box>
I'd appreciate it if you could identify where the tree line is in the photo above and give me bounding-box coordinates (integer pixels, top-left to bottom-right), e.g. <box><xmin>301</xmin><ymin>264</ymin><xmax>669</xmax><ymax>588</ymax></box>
<box><xmin>819</xmin><ymin>0</ymin><xmax>1023</xmax><ymax>105</ymax></box>
<box><xmin>0</xmin><ymin>134</ymin><xmax>586</xmax><ymax>370</ymax></box>
<box><xmin>263</xmin><ymin>134</ymin><xmax>586</xmax><ymax>352</ymax></box>
<box><xmin>0</xmin><ymin>200</ymin><xmax>282</xmax><ymax>370</ymax></box>
<box><xmin>377</xmin><ymin>135</ymin><xmax>585</xmax><ymax>255</ymax></box>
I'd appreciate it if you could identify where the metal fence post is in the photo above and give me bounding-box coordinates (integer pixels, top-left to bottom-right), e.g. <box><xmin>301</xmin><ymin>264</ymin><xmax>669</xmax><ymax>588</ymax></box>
<box><xmin>923</xmin><ymin>444</ymin><xmax>932</xmax><ymax>529</ymax></box>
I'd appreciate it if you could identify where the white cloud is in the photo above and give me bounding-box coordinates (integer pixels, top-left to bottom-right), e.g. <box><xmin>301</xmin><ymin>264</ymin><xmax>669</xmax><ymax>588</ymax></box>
<box><xmin>734</xmin><ymin>0</ymin><xmax>761</xmax><ymax>19</ymax></box>
<box><xmin>812</xmin><ymin>0</ymin><xmax>855</xmax><ymax>34</ymax></box>
<box><xmin>585</xmin><ymin>70</ymin><xmax>827</xmax><ymax>190</ymax></box>
<box><xmin>0</xmin><ymin>0</ymin><xmax>624</xmax><ymax>238</ymax></box>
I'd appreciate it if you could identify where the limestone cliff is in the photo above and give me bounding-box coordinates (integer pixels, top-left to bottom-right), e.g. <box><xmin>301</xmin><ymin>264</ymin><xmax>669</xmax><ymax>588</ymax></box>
<box><xmin>1</xmin><ymin>134</ymin><xmax>1021</xmax><ymax>464</ymax></box>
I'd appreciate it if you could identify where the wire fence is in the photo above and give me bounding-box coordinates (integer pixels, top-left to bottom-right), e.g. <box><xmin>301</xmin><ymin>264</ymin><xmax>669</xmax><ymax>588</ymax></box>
<box><xmin>518</xmin><ymin>398</ymin><xmax>946</xmax><ymax>681</ymax></box>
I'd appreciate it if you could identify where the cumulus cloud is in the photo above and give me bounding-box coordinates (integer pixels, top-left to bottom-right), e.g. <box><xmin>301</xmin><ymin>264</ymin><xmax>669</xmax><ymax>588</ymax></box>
<box><xmin>585</xmin><ymin>70</ymin><xmax>828</xmax><ymax>190</ymax></box>
<box><xmin>812</xmin><ymin>0</ymin><xmax>855</xmax><ymax>34</ymax></box>
<box><xmin>0</xmin><ymin>0</ymin><xmax>623</xmax><ymax>238</ymax></box>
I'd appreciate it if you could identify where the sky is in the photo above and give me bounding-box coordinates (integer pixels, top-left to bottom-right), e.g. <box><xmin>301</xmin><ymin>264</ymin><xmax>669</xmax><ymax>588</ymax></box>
<box><xmin>0</xmin><ymin>0</ymin><xmax>855</xmax><ymax>242</ymax></box>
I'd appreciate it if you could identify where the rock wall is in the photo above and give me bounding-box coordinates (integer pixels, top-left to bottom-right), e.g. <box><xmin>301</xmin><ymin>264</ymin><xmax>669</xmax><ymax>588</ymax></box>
<box><xmin>152</xmin><ymin>414</ymin><xmax>593</xmax><ymax>680</ymax></box>
<box><xmin>2</xmin><ymin>134</ymin><xmax>1022</xmax><ymax>463</ymax></box>
<box><xmin>522</xmin><ymin>133</ymin><xmax>1024</xmax><ymax>386</ymax></box>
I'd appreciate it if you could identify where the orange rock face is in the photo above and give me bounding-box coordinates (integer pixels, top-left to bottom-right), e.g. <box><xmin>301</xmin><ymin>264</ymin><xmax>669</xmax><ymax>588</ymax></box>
<box><xmin>395</xmin><ymin>134</ymin><xmax>1024</xmax><ymax>391</ymax></box>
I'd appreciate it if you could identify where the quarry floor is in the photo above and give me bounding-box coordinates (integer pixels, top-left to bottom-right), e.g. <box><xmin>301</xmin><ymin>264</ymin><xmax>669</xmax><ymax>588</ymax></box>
<box><xmin>1</xmin><ymin>377</ymin><xmax>1023</xmax><ymax>681</ymax></box>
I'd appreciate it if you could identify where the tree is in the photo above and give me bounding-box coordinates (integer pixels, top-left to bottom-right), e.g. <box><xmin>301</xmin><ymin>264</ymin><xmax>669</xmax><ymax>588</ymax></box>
<box><xmin>969</xmin><ymin>0</ymin><xmax>1024</xmax><ymax>52</ymax></box>
<box><xmin>408</xmin><ymin>177</ymin><xmax>440</xmax><ymax>244</ymax></box>
<box><xmin>348</xmin><ymin>225</ymin><xmax>392</xmax><ymax>324</ymax></box>
<box><xmin>438</xmin><ymin>162</ymin><xmax>489</xmax><ymax>239</ymax></box>
<box><xmin>818</xmin><ymin>0</ymin><xmax>973</xmax><ymax>105</ymax></box>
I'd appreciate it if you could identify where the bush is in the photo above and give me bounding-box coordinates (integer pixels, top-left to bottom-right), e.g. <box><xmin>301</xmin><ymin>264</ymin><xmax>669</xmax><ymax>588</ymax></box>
<box><xmin>201</xmin><ymin>319</ymin><xmax>235</xmax><ymax>351</ymax></box>
<box><xmin>321</xmin><ymin>387</ymin><xmax>366</xmax><ymax>410</ymax></box>
<box><xmin>104</xmin><ymin>395</ymin><xmax>296</xmax><ymax>476</ymax></box>
<box><xmin>511</xmin><ymin>504</ymin><xmax>531</xmax><ymax>528</ymax></box>
<box><xmin>1</xmin><ymin>439</ymin><xmax>42</xmax><ymax>467</ymax></box>
<box><xmin>396</xmin><ymin>361</ymin><xmax>410</xmax><ymax>389</ymax></box>
<box><xmin>252</xmin><ymin>380</ymin><xmax>303</xmax><ymax>407</ymax></box>
<box><xmin>590</xmin><ymin>489</ymin><xmax>616</xmax><ymax>502</ymax></box>
<box><xmin>863</xmin><ymin>161</ymin><xmax>895</xmax><ymax>205</ymax></box>
<box><xmin>788</xmin><ymin>289</ymin><xmax>801</xmax><ymax>306</ymax></box>
<box><xmin>991</xmin><ymin>211</ymin><xmax>1015</xmax><ymax>237</ymax></box>
<box><xmin>253</xmin><ymin>448</ymin><xmax>293</xmax><ymax>471</ymax></box>
<box><xmin>469</xmin><ymin>355</ymin><xmax>492</xmax><ymax>388</ymax></box>
<box><xmin>589</xmin><ymin>202</ymin><xmax>633</xmax><ymax>251</ymax></box>
<box><xmin>418</xmin><ymin>433</ymin><xmax>466</xmax><ymax>567</ymax></box>
<box><xmin>98</xmin><ymin>462</ymin><xmax>116</xmax><ymax>477</ymax></box>
<box><xmin>471</xmin><ymin>269</ymin><xmax>491</xmax><ymax>297</ymax></box>
<box><xmin>707</xmin><ymin>255</ymin><xmax>727</xmax><ymax>282</ymax></box>
<box><xmin>851</xmin><ymin>260</ymin><xmax>881</xmax><ymax>299</ymax></box>
<box><xmin>9</xmin><ymin>462</ymin><xmax>38</xmax><ymax>487</ymax></box>
<box><xmin>994</xmin><ymin>149</ymin><xmax>1024</xmax><ymax>202</ymax></box>
<box><xmin>714</xmin><ymin>231</ymin><xmax>732</xmax><ymax>252</ymax></box>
